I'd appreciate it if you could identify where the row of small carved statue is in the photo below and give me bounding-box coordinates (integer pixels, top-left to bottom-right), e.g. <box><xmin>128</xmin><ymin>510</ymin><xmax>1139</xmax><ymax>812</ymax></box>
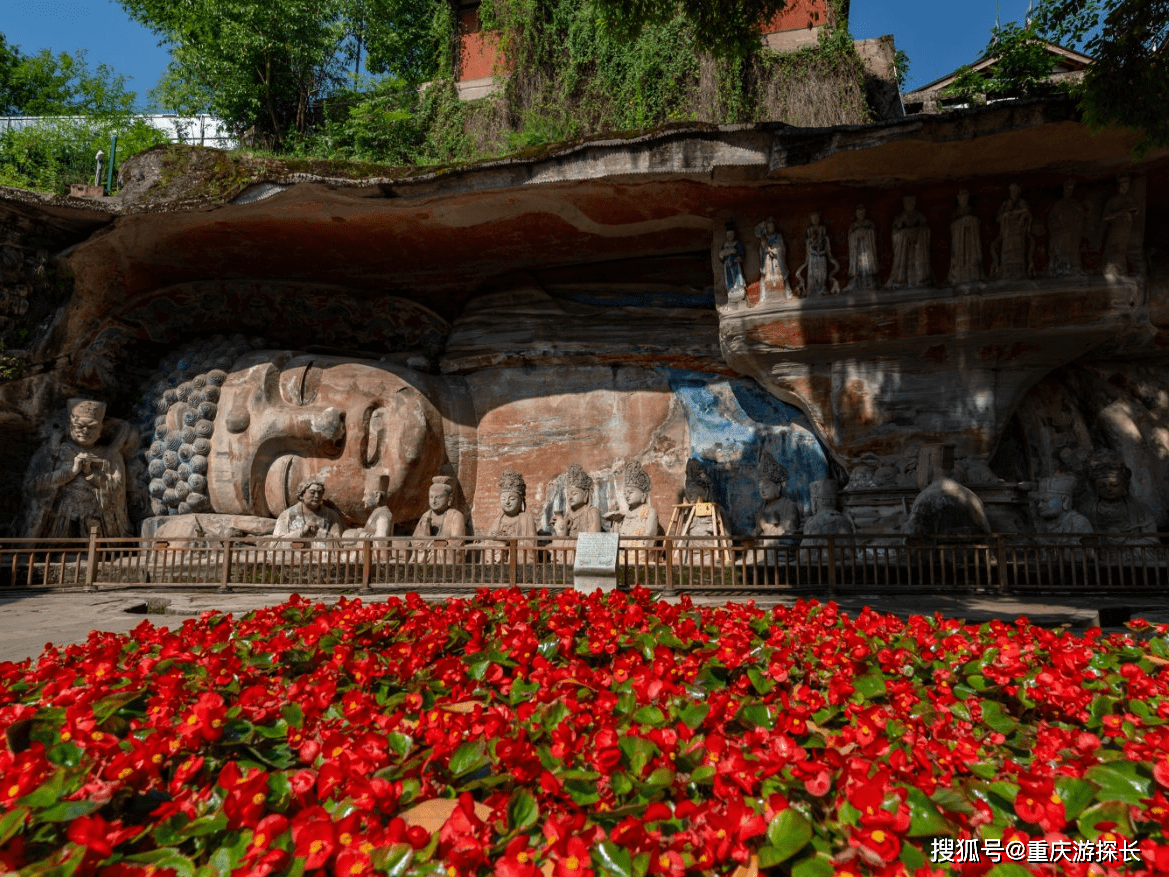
<box><xmin>718</xmin><ymin>175</ymin><xmax>1141</xmax><ymax>303</ymax></box>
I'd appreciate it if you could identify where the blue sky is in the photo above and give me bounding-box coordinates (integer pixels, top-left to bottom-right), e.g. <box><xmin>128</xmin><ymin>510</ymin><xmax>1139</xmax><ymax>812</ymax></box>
<box><xmin>3</xmin><ymin>0</ymin><xmax>1041</xmax><ymax>110</ymax></box>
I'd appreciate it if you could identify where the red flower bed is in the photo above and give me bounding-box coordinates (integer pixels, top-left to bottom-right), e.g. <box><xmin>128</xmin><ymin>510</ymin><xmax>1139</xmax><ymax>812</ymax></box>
<box><xmin>2</xmin><ymin>588</ymin><xmax>1169</xmax><ymax>876</ymax></box>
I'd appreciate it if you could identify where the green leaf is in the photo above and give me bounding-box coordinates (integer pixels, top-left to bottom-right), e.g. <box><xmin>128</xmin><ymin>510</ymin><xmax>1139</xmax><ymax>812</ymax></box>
<box><xmin>1054</xmin><ymin>776</ymin><xmax>1096</xmax><ymax>820</ymax></box>
<box><xmin>1077</xmin><ymin>799</ymin><xmax>1134</xmax><ymax>839</ymax></box>
<box><xmin>17</xmin><ymin>769</ymin><xmax>65</xmax><ymax>808</ymax></box>
<box><xmin>929</xmin><ymin>787</ymin><xmax>975</xmax><ymax>816</ymax></box>
<box><xmin>899</xmin><ymin>840</ymin><xmax>925</xmax><ymax>872</ymax></box>
<box><xmin>93</xmin><ymin>690</ymin><xmax>145</xmax><ymax>723</ymax></box>
<box><xmin>950</xmin><ymin>702</ymin><xmax>973</xmax><ymax>723</ymax></box>
<box><xmin>735</xmin><ymin>703</ymin><xmax>773</xmax><ymax>729</ymax></box>
<box><xmin>980</xmin><ymin>701</ymin><xmax>1018</xmax><ymax>734</ymax></box>
<box><xmin>1085</xmin><ymin>761</ymin><xmax>1152</xmax><ymax>805</ymax></box>
<box><xmin>179</xmin><ymin>810</ymin><xmax>228</xmax><ymax>840</ymax></box>
<box><xmin>966</xmin><ymin>674</ymin><xmax>993</xmax><ymax>691</ymax></box>
<box><xmin>386</xmin><ymin>732</ymin><xmax>413</xmax><ymax>757</ymax></box>
<box><xmin>618</xmin><ymin>736</ymin><xmax>656</xmax><ymax>777</ymax></box>
<box><xmin>986</xmin><ymin>865</ymin><xmax>1034</xmax><ymax>877</ymax></box>
<box><xmin>642</xmin><ymin>767</ymin><xmax>674</xmax><ymax>788</ymax></box>
<box><xmin>854</xmin><ymin>673</ymin><xmax>887</xmax><ymax>700</ymax></box>
<box><xmin>907</xmin><ymin>786</ymin><xmax>952</xmax><ymax>837</ymax></box>
<box><xmin>125</xmin><ymin>850</ymin><xmax>196</xmax><ymax>877</ymax></box>
<box><xmin>38</xmin><ymin>800</ymin><xmax>101</xmax><ymax>822</ymax></box>
<box><xmin>765</xmin><ymin>808</ymin><xmax>812</xmax><ymax>862</ymax></box>
<box><xmin>0</xmin><ymin>806</ymin><xmax>29</xmax><ymax>846</ymax></box>
<box><xmin>565</xmin><ymin>779</ymin><xmax>600</xmax><ymax>806</ymax></box>
<box><xmin>612</xmin><ymin>771</ymin><xmax>634</xmax><ymax>797</ymax></box>
<box><xmin>790</xmin><ymin>853</ymin><xmax>834</xmax><ymax>877</ymax></box>
<box><xmin>280</xmin><ymin>702</ymin><xmax>304</xmax><ymax>729</ymax></box>
<box><xmin>542</xmin><ymin>702</ymin><xmax>571</xmax><ymax>730</ymax></box>
<box><xmin>747</xmin><ymin>667</ymin><xmax>775</xmax><ymax>694</ymax></box>
<box><xmin>677</xmin><ymin>702</ymin><xmax>709</xmax><ymax>729</ymax></box>
<box><xmin>465</xmin><ymin>655</ymin><xmax>490</xmax><ymax>680</ymax></box>
<box><xmin>371</xmin><ymin>844</ymin><xmax>414</xmax><ymax>877</ymax></box>
<box><xmin>689</xmin><ymin>764</ymin><xmax>715</xmax><ymax>784</ymax></box>
<box><xmin>507</xmin><ymin>788</ymin><xmax>539</xmax><ymax>831</ymax></box>
<box><xmin>449</xmin><ymin>740</ymin><xmax>490</xmax><ymax>778</ymax></box>
<box><xmin>399</xmin><ymin>777</ymin><xmax>421</xmax><ymax>806</ymax></box>
<box><xmin>593</xmin><ymin>839</ymin><xmax>633</xmax><ymax>877</ymax></box>
<box><xmin>633</xmin><ymin>705</ymin><xmax>665</xmax><ymax>726</ymax></box>
<box><xmin>509</xmin><ymin>678</ymin><xmax>539</xmax><ymax>705</ymax></box>
<box><xmin>968</xmin><ymin>762</ymin><xmax>998</xmax><ymax>780</ymax></box>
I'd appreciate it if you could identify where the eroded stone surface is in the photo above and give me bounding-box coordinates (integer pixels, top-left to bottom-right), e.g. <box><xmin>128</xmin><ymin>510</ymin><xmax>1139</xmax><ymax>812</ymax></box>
<box><xmin>4</xmin><ymin>99</ymin><xmax>1169</xmax><ymax>536</ymax></box>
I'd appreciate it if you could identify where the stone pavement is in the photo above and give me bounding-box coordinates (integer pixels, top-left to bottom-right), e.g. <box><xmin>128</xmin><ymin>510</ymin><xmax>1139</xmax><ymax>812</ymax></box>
<box><xmin>2</xmin><ymin>587</ymin><xmax>1166</xmax><ymax>665</ymax></box>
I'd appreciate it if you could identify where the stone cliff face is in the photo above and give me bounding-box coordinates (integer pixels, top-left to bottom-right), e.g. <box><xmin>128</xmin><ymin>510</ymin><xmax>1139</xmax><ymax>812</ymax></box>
<box><xmin>2</xmin><ymin>97</ymin><xmax>1167</xmax><ymax>537</ymax></box>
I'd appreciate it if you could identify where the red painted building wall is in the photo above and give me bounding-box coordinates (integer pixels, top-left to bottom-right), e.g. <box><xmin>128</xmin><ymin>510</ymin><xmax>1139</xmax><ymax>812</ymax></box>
<box><xmin>458</xmin><ymin>5</ymin><xmax>504</xmax><ymax>81</ymax></box>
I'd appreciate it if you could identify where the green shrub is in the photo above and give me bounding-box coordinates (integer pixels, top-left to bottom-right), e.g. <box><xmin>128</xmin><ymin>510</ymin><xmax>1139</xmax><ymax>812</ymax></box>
<box><xmin>0</xmin><ymin>117</ymin><xmax>167</xmax><ymax>194</ymax></box>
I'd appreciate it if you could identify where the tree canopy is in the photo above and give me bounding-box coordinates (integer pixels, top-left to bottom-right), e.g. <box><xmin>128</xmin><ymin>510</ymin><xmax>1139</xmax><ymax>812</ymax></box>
<box><xmin>0</xmin><ymin>35</ymin><xmax>137</xmax><ymax>118</ymax></box>
<box><xmin>948</xmin><ymin>0</ymin><xmax>1169</xmax><ymax>150</ymax></box>
<box><xmin>117</xmin><ymin>0</ymin><xmax>452</xmax><ymax>145</ymax></box>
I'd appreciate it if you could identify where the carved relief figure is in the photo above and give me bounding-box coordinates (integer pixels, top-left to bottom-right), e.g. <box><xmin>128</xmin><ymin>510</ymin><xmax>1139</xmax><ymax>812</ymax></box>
<box><xmin>343</xmin><ymin>484</ymin><xmax>394</xmax><ymax>541</ymax></box>
<box><xmin>795</xmin><ymin>212</ymin><xmax>840</xmax><ymax>297</ymax></box>
<box><xmin>411</xmin><ymin>475</ymin><xmax>466</xmax><ymax>562</ymax></box>
<box><xmin>718</xmin><ymin>224</ymin><xmax>747</xmax><ymax>304</ymax></box>
<box><xmin>489</xmin><ymin>468</ymin><xmax>536</xmax><ymax>563</ymax></box>
<box><xmin>947</xmin><ymin>189</ymin><xmax>982</xmax><ymax>284</ymax></box>
<box><xmin>991</xmin><ymin>183</ymin><xmax>1033</xmax><ymax>280</ymax></box>
<box><xmin>1079</xmin><ymin>450</ymin><xmax>1157</xmax><ymax>537</ymax></box>
<box><xmin>1047</xmin><ymin>179</ymin><xmax>1087</xmax><ymax>277</ymax></box>
<box><xmin>552</xmin><ymin>463</ymin><xmax>602</xmax><ymax>538</ymax></box>
<box><xmin>755</xmin><ymin>217</ymin><xmax>791</xmax><ymax>300</ymax></box>
<box><xmin>903</xmin><ymin>444</ymin><xmax>991</xmax><ymax>538</ymax></box>
<box><xmin>887</xmin><ymin>195</ymin><xmax>932</xmax><ymax>288</ymax></box>
<box><xmin>413</xmin><ymin>475</ymin><xmax>466</xmax><ymax>539</ymax></box>
<box><xmin>755</xmin><ymin>454</ymin><xmax>801</xmax><ymax>539</ymax></box>
<box><xmin>272</xmin><ymin>478</ymin><xmax>345</xmax><ymax>546</ymax></box>
<box><xmin>846</xmin><ymin>204</ymin><xmax>879</xmax><ymax>290</ymax></box>
<box><xmin>1101</xmin><ymin>174</ymin><xmax>1139</xmax><ymax>278</ymax></box>
<box><xmin>1032</xmin><ymin>475</ymin><xmax>1092</xmax><ymax>536</ymax></box>
<box><xmin>804</xmin><ymin>479</ymin><xmax>854</xmax><ymax>538</ymax></box>
<box><xmin>616</xmin><ymin>460</ymin><xmax>659</xmax><ymax>537</ymax></box>
<box><xmin>185</xmin><ymin>349</ymin><xmax>447</xmax><ymax>525</ymax></box>
<box><xmin>27</xmin><ymin>398</ymin><xmax>136</xmax><ymax>538</ymax></box>
<box><xmin>802</xmin><ymin>479</ymin><xmax>854</xmax><ymax>563</ymax></box>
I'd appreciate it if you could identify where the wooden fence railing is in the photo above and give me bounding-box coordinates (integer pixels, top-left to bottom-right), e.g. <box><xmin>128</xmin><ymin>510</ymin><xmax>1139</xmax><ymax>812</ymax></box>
<box><xmin>1</xmin><ymin>531</ymin><xmax>1167</xmax><ymax>594</ymax></box>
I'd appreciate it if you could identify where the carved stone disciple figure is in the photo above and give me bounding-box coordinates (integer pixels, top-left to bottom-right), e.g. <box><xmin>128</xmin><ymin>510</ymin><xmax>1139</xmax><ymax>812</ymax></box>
<box><xmin>272</xmin><ymin>478</ymin><xmax>345</xmax><ymax>547</ymax></box>
<box><xmin>1101</xmin><ymin>174</ymin><xmax>1139</xmax><ymax>278</ymax></box>
<box><xmin>991</xmin><ymin>183</ymin><xmax>1033</xmax><ymax>280</ymax></box>
<box><xmin>718</xmin><ymin>223</ymin><xmax>747</xmax><ymax>304</ymax></box>
<box><xmin>796</xmin><ymin>212</ymin><xmax>840</xmax><ymax>297</ymax></box>
<box><xmin>801</xmin><ymin>479</ymin><xmax>854</xmax><ymax>563</ymax></box>
<box><xmin>846</xmin><ymin>204</ymin><xmax>879</xmax><ymax>290</ymax></box>
<box><xmin>903</xmin><ymin>444</ymin><xmax>991</xmax><ymax>538</ymax></box>
<box><xmin>887</xmin><ymin>195</ymin><xmax>932</xmax><ymax>288</ymax></box>
<box><xmin>343</xmin><ymin>482</ymin><xmax>395</xmax><ymax>541</ymax></box>
<box><xmin>755</xmin><ymin>217</ymin><xmax>791</xmax><ymax>300</ymax></box>
<box><xmin>1032</xmin><ymin>474</ymin><xmax>1092</xmax><ymax>536</ymax></box>
<box><xmin>413</xmin><ymin>475</ymin><xmax>466</xmax><ymax>540</ymax></box>
<box><xmin>616</xmin><ymin>460</ymin><xmax>659</xmax><ymax>537</ymax></box>
<box><xmin>803</xmin><ymin>479</ymin><xmax>854</xmax><ymax>538</ymax></box>
<box><xmin>552</xmin><ymin>463</ymin><xmax>602</xmax><ymax>538</ymax></box>
<box><xmin>411</xmin><ymin>475</ymin><xmax>466</xmax><ymax>562</ymax></box>
<box><xmin>1079</xmin><ymin>450</ymin><xmax>1157</xmax><ymax>538</ymax></box>
<box><xmin>488</xmin><ymin>468</ymin><xmax>536</xmax><ymax>562</ymax></box>
<box><xmin>755</xmin><ymin>454</ymin><xmax>801</xmax><ymax>539</ymax></box>
<box><xmin>27</xmin><ymin>398</ymin><xmax>137</xmax><ymax>538</ymax></box>
<box><xmin>947</xmin><ymin>189</ymin><xmax>982</xmax><ymax>284</ymax></box>
<box><xmin>1047</xmin><ymin>179</ymin><xmax>1087</xmax><ymax>277</ymax></box>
